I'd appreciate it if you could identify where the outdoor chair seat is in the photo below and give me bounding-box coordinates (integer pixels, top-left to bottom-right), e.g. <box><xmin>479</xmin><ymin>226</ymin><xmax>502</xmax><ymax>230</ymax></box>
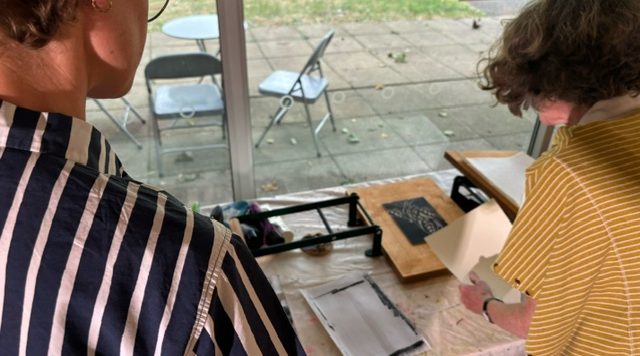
<box><xmin>258</xmin><ymin>71</ymin><xmax>328</xmax><ymax>104</ymax></box>
<box><xmin>153</xmin><ymin>83</ymin><xmax>224</xmax><ymax>117</ymax></box>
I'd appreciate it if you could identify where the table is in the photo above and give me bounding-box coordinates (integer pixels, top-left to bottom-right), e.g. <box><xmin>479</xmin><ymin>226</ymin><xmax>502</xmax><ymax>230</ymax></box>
<box><xmin>203</xmin><ymin>172</ymin><xmax>524</xmax><ymax>355</ymax></box>
<box><xmin>444</xmin><ymin>150</ymin><xmax>520</xmax><ymax>222</ymax></box>
<box><xmin>162</xmin><ymin>14</ymin><xmax>248</xmax><ymax>53</ymax></box>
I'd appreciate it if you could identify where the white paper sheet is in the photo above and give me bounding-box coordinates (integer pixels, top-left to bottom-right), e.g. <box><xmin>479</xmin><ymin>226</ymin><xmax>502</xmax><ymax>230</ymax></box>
<box><xmin>465</xmin><ymin>152</ymin><xmax>534</xmax><ymax>208</ymax></box>
<box><xmin>426</xmin><ymin>200</ymin><xmax>521</xmax><ymax>303</ymax></box>
<box><xmin>300</xmin><ymin>274</ymin><xmax>430</xmax><ymax>356</ymax></box>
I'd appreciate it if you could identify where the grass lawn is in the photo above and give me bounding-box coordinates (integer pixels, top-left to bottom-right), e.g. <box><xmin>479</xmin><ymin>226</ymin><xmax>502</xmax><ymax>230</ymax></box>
<box><xmin>150</xmin><ymin>0</ymin><xmax>481</xmax><ymax>30</ymax></box>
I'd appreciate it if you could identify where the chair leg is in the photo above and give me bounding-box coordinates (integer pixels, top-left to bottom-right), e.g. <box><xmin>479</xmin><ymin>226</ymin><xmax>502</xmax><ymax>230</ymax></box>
<box><xmin>304</xmin><ymin>102</ymin><xmax>322</xmax><ymax>157</ymax></box>
<box><xmin>121</xmin><ymin>98</ymin><xmax>146</xmax><ymax>124</ymax></box>
<box><xmin>93</xmin><ymin>99</ymin><xmax>144</xmax><ymax>149</ymax></box>
<box><xmin>222</xmin><ymin>113</ymin><xmax>227</xmax><ymax>140</ymax></box>
<box><xmin>150</xmin><ymin>116</ymin><xmax>165</xmax><ymax>177</ymax></box>
<box><xmin>323</xmin><ymin>91</ymin><xmax>337</xmax><ymax>132</ymax></box>
<box><xmin>255</xmin><ymin>106</ymin><xmax>289</xmax><ymax>148</ymax></box>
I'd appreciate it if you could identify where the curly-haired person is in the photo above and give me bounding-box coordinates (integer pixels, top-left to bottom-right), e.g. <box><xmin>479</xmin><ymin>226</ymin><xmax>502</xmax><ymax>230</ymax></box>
<box><xmin>0</xmin><ymin>1</ymin><xmax>304</xmax><ymax>354</ymax></box>
<box><xmin>459</xmin><ymin>0</ymin><xmax>640</xmax><ymax>354</ymax></box>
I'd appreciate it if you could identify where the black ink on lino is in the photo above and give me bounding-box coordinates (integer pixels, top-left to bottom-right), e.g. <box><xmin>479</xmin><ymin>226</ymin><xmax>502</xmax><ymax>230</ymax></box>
<box><xmin>383</xmin><ymin>197</ymin><xmax>447</xmax><ymax>245</ymax></box>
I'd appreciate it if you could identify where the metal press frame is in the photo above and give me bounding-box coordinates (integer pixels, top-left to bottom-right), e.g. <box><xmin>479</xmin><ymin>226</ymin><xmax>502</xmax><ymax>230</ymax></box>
<box><xmin>237</xmin><ymin>193</ymin><xmax>383</xmax><ymax>258</ymax></box>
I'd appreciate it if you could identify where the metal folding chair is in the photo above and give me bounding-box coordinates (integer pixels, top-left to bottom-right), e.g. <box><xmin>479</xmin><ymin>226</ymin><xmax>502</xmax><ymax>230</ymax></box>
<box><xmin>92</xmin><ymin>98</ymin><xmax>146</xmax><ymax>149</ymax></box>
<box><xmin>145</xmin><ymin>52</ymin><xmax>226</xmax><ymax>177</ymax></box>
<box><xmin>254</xmin><ymin>30</ymin><xmax>337</xmax><ymax>157</ymax></box>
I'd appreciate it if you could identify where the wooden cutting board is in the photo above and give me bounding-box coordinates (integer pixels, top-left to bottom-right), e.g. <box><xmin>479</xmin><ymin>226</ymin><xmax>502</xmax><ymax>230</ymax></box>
<box><xmin>349</xmin><ymin>178</ymin><xmax>464</xmax><ymax>282</ymax></box>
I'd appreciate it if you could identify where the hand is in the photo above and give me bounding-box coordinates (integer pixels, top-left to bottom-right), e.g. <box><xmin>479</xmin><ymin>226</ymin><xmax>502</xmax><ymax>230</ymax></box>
<box><xmin>458</xmin><ymin>271</ymin><xmax>494</xmax><ymax>315</ymax></box>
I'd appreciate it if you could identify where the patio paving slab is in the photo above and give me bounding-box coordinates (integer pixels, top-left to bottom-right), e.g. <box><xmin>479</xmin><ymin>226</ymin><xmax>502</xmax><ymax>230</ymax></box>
<box><xmin>323</xmin><ymin>51</ymin><xmax>384</xmax><ymax>70</ymax></box>
<box><xmin>424</xmin><ymin>44</ymin><xmax>484</xmax><ymax>78</ymax></box>
<box><xmin>385</xmin><ymin>20</ymin><xmax>431</xmax><ymax>34</ymax></box>
<box><xmin>341</xmin><ymin>22</ymin><xmax>393</xmax><ymax>36</ymax></box>
<box><xmin>258</xmin><ymin>39</ymin><xmax>314</xmax><ymax>58</ymax></box>
<box><xmin>87</xmin><ymin>105</ymin><xmax>152</xmax><ymax>140</ymax></box>
<box><xmin>401</xmin><ymin>31</ymin><xmax>460</xmax><ymax>47</ymax></box>
<box><xmin>296</xmin><ymin>24</ymin><xmax>337</xmax><ymax>38</ymax></box>
<box><xmin>149</xmin><ymin>168</ymin><xmax>233</xmax><ymax>206</ymax></box>
<box><xmin>321</xmin><ymin>34</ymin><xmax>365</xmax><ymax>53</ymax></box>
<box><xmin>383</xmin><ymin>113</ymin><xmax>449</xmax><ymax>145</ymax></box>
<box><xmin>485</xmin><ymin>132</ymin><xmax>531</xmax><ymax>151</ymax></box>
<box><xmin>372</xmin><ymin>48</ymin><xmax>464</xmax><ymax>82</ymax></box>
<box><xmin>335</xmin><ymin>66</ymin><xmax>408</xmax><ymax>88</ymax></box>
<box><xmin>457</xmin><ymin>17</ymin><xmax>504</xmax><ymax>39</ymax></box>
<box><xmin>354</xmin><ymin>34</ymin><xmax>412</xmax><ymax>50</ymax></box>
<box><xmin>424</xmin><ymin>18</ymin><xmax>472</xmax><ymax>33</ymax></box>
<box><xmin>413</xmin><ymin>138</ymin><xmax>496</xmax><ymax>170</ymax></box>
<box><xmin>153</xmin><ymin>128</ymin><xmax>229</xmax><ymax>169</ymax></box>
<box><xmin>247</xmin><ymin>58</ymin><xmax>274</xmax><ymax>96</ymax></box>
<box><xmin>357</xmin><ymin>85</ymin><xmax>442</xmax><ymax>115</ymax></box>
<box><xmin>334</xmin><ymin>147</ymin><xmax>431</xmax><ymax>182</ymax></box>
<box><xmin>436</xmin><ymin>19</ymin><xmax>497</xmax><ymax>45</ymax></box>
<box><xmin>245</xmin><ymin>42</ymin><xmax>265</xmax><ymax>60</ymax></box>
<box><xmin>251</xmin><ymin>122</ymin><xmax>331</xmax><ymax>164</ymax></box>
<box><xmin>250</xmin><ymin>26</ymin><xmax>303</xmax><ymax>41</ymax></box>
<box><xmin>418</xmin><ymin>80</ymin><xmax>492</xmax><ymax>107</ymax></box>
<box><xmin>325</xmin><ymin>90</ymin><xmax>378</xmax><ymax>118</ymax></box>
<box><xmin>423</xmin><ymin>108</ymin><xmax>483</xmax><ymax>142</ymax></box>
<box><xmin>319</xmin><ymin>116</ymin><xmax>407</xmax><ymax>155</ymax></box>
<box><xmin>254</xmin><ymin>157</ymin><xmax>346</xmax><ymax>197</ymax></box>
<box><xmin>460</xmin><ymin>105</ymin><xmax>535</xmax><ymax>136</ymax></box>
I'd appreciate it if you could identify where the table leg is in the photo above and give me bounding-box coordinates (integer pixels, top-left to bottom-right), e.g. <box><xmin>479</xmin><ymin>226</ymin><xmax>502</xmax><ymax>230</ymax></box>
<box><xmin>196</xmin><ymin>39</ymin><xmax>207</xmax><ymax>52</ymax></box>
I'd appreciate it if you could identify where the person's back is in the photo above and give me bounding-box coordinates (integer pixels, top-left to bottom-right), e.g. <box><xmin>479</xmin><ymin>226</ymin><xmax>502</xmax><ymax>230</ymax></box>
<box><xmin>0</xmin><ymin>101</ymin><xmax>304</xmax><ymax>354</ymax></box>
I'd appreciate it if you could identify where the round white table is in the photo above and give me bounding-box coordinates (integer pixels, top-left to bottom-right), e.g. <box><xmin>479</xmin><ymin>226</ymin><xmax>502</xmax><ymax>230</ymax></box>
<box><xmin>162</xmin><ymin>14</ymin><xmax>248</xmax><ymax>53</ymax></box>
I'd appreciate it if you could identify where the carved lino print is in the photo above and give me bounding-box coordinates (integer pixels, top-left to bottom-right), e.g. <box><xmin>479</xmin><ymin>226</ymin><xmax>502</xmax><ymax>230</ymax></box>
<box><xmin>383</xmin><ymin>197</ymin><xmax>447</xmax><ymax>245</ymax></box>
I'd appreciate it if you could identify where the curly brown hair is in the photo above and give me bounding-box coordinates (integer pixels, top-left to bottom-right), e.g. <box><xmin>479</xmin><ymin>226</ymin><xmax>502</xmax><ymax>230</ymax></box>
<box><xmin>1</xmin><ymin>0</ymin><xmax>80</xmax><ymax>48</ymax></box>
<box><xmin>480</xmin><ymin>0</ymin><xmax>640</xmax><ymax>116</ymax></box>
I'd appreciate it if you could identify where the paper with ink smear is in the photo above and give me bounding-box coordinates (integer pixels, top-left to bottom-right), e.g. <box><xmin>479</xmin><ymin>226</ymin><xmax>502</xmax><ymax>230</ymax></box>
<box><xmin>301</xmin><ymin>274</ymin><xmax>430</xmax><ymax>356</ymax></box>
<box><xmin>426</xmin><ymin>200</ymin><xmax>521</xmax><ymax>303</ymax></box>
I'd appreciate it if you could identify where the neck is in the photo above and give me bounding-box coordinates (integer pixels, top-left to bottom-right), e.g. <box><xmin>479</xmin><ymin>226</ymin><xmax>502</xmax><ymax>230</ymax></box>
<box><xmin>0</xmin><ymin>32</ymin><xmax>88</xmax><ymax>119</ymax></box>
<box><xmin>578</xmin><ymin>95</ymin><xmax>640</xmax><ymax>126</ymax></box>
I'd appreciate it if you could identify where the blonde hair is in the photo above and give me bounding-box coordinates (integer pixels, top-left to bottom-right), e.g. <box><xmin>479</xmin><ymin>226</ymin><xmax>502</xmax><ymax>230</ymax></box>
<box><xmin>1</xmin><ymin>1</ymin><xmax>80</xmax><ymax>48</ymax></box>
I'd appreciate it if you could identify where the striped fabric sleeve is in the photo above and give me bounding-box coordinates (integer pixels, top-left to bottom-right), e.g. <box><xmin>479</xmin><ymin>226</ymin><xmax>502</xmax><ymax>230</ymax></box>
<box><xmin>493</xmin><ymin>158</ymin><xmax>570</xmax><ymax>299</ymax></box>
<box><xmin>194</xmin><ymin>235</ymin><xmax>305</xmax><ymax>355</ymax></box>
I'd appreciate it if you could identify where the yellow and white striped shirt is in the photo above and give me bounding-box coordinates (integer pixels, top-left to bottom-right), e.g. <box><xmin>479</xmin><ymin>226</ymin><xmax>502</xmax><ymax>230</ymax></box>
<box><xmin>494</xmin><ymin>111</ymin><xmax>640</xmax><ymax>355</ymax></box>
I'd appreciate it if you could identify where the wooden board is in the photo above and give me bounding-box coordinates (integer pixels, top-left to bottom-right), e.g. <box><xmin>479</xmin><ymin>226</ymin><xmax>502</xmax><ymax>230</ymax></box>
<box><xmin>349</xmin><ymin>178</ymin><xmax>464</xmax><ymax>282</ymax></box>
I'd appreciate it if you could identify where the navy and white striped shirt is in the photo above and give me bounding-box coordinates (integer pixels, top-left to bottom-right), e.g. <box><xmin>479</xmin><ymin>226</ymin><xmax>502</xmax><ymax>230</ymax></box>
<box><xmin>0</xmin><ymin>100</ymin><xmax>304</xmax><ymax>355</ymax></box>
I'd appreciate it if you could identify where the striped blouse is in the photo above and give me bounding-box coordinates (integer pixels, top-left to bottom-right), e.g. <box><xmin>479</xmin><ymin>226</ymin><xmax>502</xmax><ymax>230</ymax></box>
<box><xmin>494</xmin><ymin>111</ymin><xmax>640</xmax><ymax>355</ymax></box>
<box><xmin>0</xmin><ymin>101</ymin><xmax>304</xmax><ymax>355</ymax></box>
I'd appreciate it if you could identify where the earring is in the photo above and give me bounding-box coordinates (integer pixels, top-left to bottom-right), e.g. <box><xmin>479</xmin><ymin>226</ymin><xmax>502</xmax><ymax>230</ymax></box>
<box><xmin>91</xmin><ymin>0</ymin><xmax>113</xmax><ymax>12</ymax></box>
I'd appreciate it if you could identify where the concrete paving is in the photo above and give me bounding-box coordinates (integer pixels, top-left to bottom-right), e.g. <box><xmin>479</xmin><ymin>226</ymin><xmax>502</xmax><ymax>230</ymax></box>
<box><xmin>87</xmin><ymin>12</ymin><xmax>535</xmax><ymax>205</ymax></box>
